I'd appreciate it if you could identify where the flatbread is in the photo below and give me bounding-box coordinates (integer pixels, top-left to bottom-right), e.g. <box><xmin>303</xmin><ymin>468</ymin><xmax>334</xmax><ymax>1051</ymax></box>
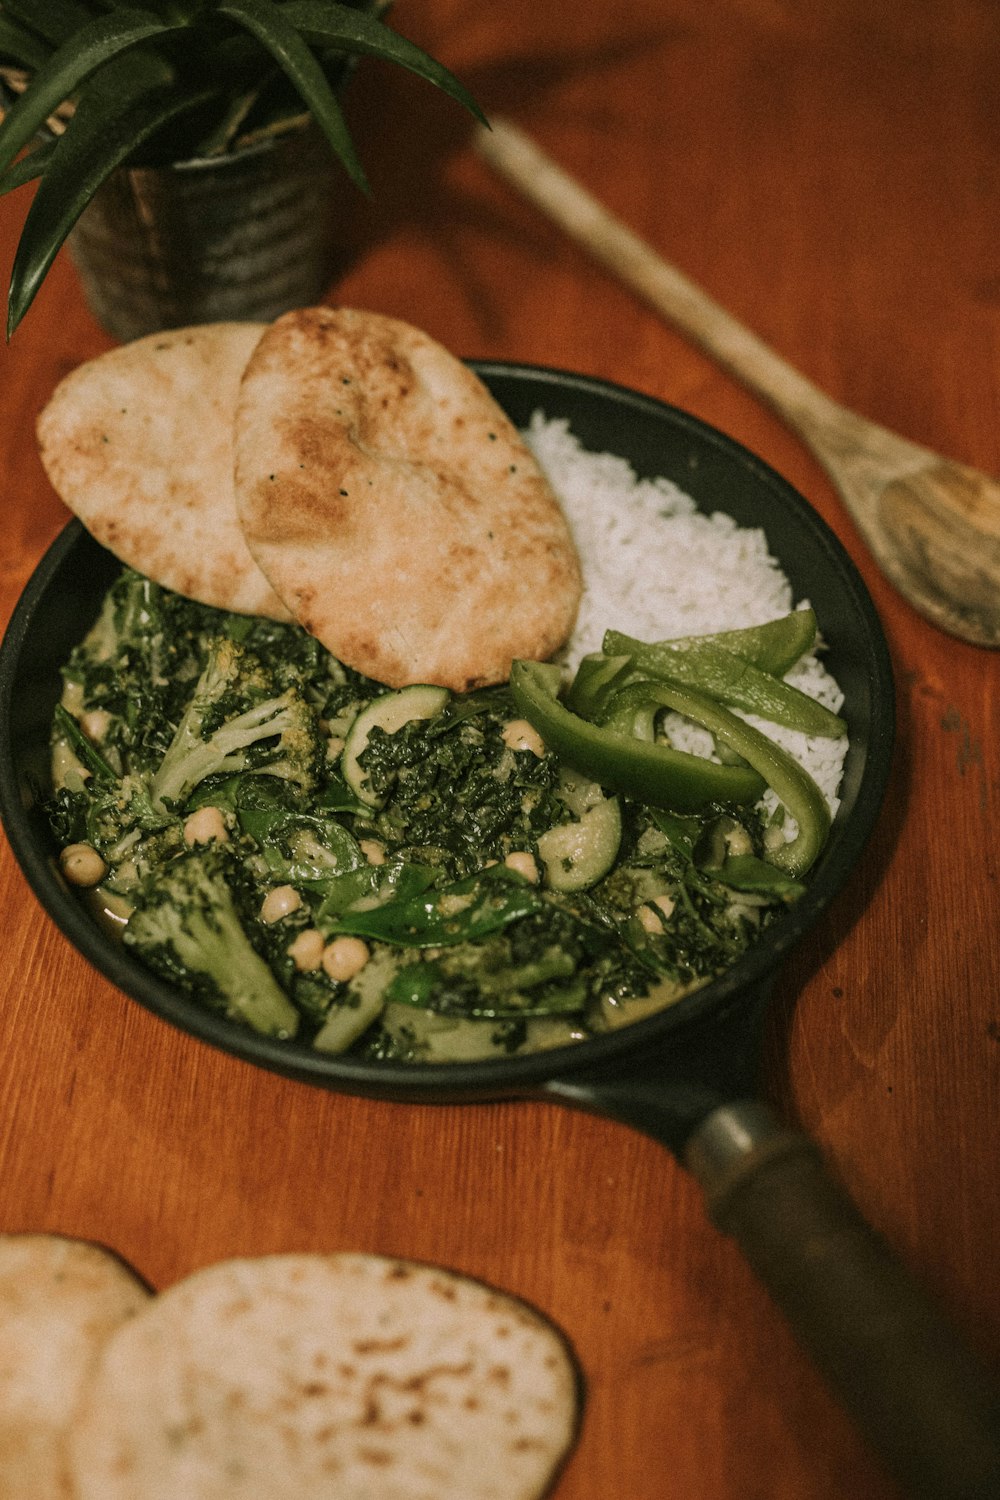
<box><xmin>233</xmin><ymin>307</ymin><xmax>582</xmax><ymax>689</ymax></box>
<box><xmin>0</xmin><ymin>1233</ymin><xmax>150</xmax><ymax>1499</ymax></box>
<box><xmin>36</xmin><ymin>323</ymin><xmax>290</xmax><ymax>619</ymax></box>
<box><xmin>69</xmin><ymin>1252</ymin><xmax>580</xmax><ymax>1500</ymax></box>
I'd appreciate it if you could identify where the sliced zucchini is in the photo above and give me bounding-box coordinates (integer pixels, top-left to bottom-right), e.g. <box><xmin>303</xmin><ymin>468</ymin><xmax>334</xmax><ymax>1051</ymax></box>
<box><xmin>341</xmin><ymin>684</ymin><xmax>449</xmax><ymax>806</ymax></box>
<box><xmin>553</xmin><ymin>767</ymin><xmax>607</xmax><ymax>817</ymax></box>
<box><xmin>537</xmin><ymin>794</ymin><xmax>622</xmax><ymax>892</ymax></box>
<box><xmin>379</xmin><ymin>1001</ymin><xmax>515</xmax><ymax>1063</ymax></box>
<box><xmin>599</xmin><ymin>975</ymin><xmax>691</xmax><ymax>1029</ymax></box>
<box><xmin>312</xmin><ymin>946</ymin><xmax>400</xmax><ymax>1053</ymax></box>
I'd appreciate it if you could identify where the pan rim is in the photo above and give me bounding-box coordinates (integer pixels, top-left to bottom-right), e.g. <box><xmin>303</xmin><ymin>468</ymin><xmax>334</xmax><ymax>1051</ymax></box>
<box><xmin>0</xmin><ymin>361</ymin><xmax>895</xmax><ymax>1099</ymax></box>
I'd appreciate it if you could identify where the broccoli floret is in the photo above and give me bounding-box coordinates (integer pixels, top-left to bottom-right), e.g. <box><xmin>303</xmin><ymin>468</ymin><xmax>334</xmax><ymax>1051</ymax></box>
<box><xmin>62</xmin><ymin>569</ymin><xmax>226</xmax><ymax>776</ymax></box>
<box><xmin>48</xmin><ymin>704</ymin><xmax>176</xmax><ymax>878</ymax></box>
<box><xmin>150</xmin><ymin>637</ymin><xmax>325</xmax><ymax>813</ymax></box>
<box><xmin>85</xmin><ymin>772</ymin><xmax>172</xmax><ymax>863</ymax></box>
<box><xmin>124</xmin><ymin>847</ymin><xmax>299</xmax><ymax>1038</ymax></box>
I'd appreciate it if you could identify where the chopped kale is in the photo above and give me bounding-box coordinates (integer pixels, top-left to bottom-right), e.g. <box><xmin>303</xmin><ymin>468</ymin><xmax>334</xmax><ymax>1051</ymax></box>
<box><xmin>47</xmin><ymin>566</ymin><xmax>802</xmax><ymax>1060</ymax></box>
<box><xmin>356</xmin><ymin>696</ymin><xmax>564</xmax><ymax>873</ymax></box>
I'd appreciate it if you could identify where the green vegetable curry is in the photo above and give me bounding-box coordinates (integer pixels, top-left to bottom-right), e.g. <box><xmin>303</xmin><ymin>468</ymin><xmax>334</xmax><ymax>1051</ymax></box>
<box><xmin>47</xmin><ymin>570</ymin><xmax>843</xmax><ymax>1063</ymax></box>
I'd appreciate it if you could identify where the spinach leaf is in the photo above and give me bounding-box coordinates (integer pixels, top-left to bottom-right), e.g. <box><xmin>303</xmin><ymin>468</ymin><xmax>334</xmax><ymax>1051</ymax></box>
<box><xmin>325</xmin><ymin>864</ymin><xmax>545</xmax><ymax>946</ymax></box>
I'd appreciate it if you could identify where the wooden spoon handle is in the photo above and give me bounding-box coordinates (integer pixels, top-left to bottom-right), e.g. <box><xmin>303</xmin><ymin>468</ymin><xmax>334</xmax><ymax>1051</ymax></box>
<box><xmin>473</xmin><ymin>119</ymin><xmax>935</xmax><ymax>477</ymax></box>
<box><xmin>475</xmin><ymin>117</ymin><xmax>1000</xmax><ymax>647</ymax></box>
<box><xmin>474</xmin><ymin>118</ymin><xmax>857</xmax><ymax>441</ymax></box>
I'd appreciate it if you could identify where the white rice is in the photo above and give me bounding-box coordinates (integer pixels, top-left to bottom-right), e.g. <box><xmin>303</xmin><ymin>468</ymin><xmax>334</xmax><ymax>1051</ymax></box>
<box><xmin>524</xmin><ymin>414</ymin><xmax>848</xmax><ymax>827</ymax></box>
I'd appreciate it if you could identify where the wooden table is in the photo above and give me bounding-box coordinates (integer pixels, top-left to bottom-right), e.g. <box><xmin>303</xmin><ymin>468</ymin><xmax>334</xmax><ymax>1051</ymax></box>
<box><xmin>2</xmin><ymin>2</ymin><xmax>997</xmax><ymax>1496</ymax></box>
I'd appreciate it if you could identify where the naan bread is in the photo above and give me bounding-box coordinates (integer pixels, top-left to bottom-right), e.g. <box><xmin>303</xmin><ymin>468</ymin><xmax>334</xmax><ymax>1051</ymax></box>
<box><xmin>69</xmin><ymin>1252</ymin><xmax>580</xmax><ymax>1500</ymax></box>
<box><xmin>233</xmin><ymin>307</ymin><xmax>582</xmax><ymax>689</ymax></box>
<box><xmin>36</xmin><ymin>323</ymin><xmax>290</xmax><ymax>619</ymax></box>
<box><xmin>0</xmin><ymin>1233</ymin><xmax>150</xmax><ymax>1499</ymax></box>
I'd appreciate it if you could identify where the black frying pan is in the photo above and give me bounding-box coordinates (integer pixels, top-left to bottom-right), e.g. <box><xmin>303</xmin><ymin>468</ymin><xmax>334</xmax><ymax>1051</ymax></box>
<box><xmin>2</xmin><ymin>366</ymin><xmax>998</xmax><ymax>1498</ymax></box>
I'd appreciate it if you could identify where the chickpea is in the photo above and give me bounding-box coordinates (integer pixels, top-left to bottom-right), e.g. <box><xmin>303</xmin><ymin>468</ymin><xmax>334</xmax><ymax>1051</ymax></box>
<box><xmin>763</xmin><ymin>823</ymin><xmax>787</xmax><ymax>854</ymax></box>
<box><xmin>183</xmin><ymin>805</ymin><xmax>229</xmax><ymax>846</ymax></box>
<box><xmin>60</xmin><ymin>680</ymin><xmax>85</xmax><ymax>715</ymax></box>
<box><xmin>59</xmin><ymin>842</ymin><xmax>107</xmax><ymax>888</ymax></box>
<box><xmin>321</xmin><ymin>936</ymin><xmax>371</xmax><ymax>983</ymax></box>
<box><xmin>724</xmin><ymin>824</ymin><xmax>754</xmax><ymax>858</ymax></box>
<box><xmin>259</xmin><ymin>885</ymin><xmax>302</xmax><ymax>924</ymax></box>
<box><xmin>359</xmin><ymin>838</ymin><xmax>385</xmax><ymax>866</ymax></box>
<box><xmin>501</xmin><ymin>718</ymin><xmax>546</xmax><ymax>757</ymax></box>
<box><xmin>79</xmin><ymin>708</ymin><xmax>112</xmax><ymax>743</ymax></box>
<box><xmin>287</xmin><ymin>928</ymin><xmax>325</xmax><ymax>972</ymax></box>
<box><xmin>638</xmin><ymin>895</ymin><xmax>676</xmax><ymax>933</ymax></box>
<box><xmin>504</xmin><ymin>850</ymin><xmax>539</xmax><ymax>883</ymax></box>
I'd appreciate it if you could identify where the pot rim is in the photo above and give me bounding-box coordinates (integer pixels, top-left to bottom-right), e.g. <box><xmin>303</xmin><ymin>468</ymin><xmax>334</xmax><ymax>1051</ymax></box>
<box><xmin>0</xmin><ymin>362</ymin><xmax>896</xmax><ymax>1103</ymax></box>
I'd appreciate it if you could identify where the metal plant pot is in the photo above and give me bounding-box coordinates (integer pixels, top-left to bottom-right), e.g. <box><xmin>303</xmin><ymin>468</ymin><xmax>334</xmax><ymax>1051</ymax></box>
<box><xmin>66</xmin><ymin>122</ymin><xmax>347</xmax><ymax>343</ymax></box>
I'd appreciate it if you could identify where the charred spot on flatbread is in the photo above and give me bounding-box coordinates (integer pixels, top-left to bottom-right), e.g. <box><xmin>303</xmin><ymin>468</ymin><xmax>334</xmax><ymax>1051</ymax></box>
<box><xmin>36</xmin><ymin>323</ymin><xmax>290</xmax><ymax>620</ymax></box>
<box><xmin>233</xmin><ymin>307</ymin><xmax>582</xmax><ymax>690</ymax></box>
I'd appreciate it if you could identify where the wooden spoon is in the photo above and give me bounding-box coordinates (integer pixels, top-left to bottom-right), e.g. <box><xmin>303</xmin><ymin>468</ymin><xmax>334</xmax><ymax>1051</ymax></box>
<box><xmin>474</xmin><ymin>117</ymin><xmax>1000</xmax><ymax>648</ymax></box>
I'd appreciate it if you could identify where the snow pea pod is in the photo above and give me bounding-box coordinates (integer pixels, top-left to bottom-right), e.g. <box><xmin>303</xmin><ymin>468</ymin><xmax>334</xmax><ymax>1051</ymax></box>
<box><xmin>509</xmin><ymin>661</ymin><xmax>765</xmax><ymax>813</ymax></box>
<box><xmin>713</xmin><ymin>854</ymin><xmax>808</xmax><ymax>902</ymax></box>
<box><xmin>635</xmin><ymin>608</ymin><xmax>819</xmax><ymax>675</ymax></box>
<box><xmin>601</xmin><ymin>629</ymin><xmax>845</xmax><ymax>738</ymax></box>
<box><xmin>600</xmin><ymin>681</ymin><xmax>830</xmax><ymax>876</ymax></box>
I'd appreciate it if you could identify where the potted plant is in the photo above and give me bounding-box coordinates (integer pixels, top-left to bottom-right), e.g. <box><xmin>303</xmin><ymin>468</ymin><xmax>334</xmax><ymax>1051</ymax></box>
<box><xmin>0</xmin><ymin>1</ymin><xmax>484</xmax><ymax>340</ymax></box>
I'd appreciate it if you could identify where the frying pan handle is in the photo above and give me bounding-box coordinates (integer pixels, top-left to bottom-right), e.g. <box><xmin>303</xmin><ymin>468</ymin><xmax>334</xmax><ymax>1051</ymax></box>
<box><xmin>685</xmin><ymin>1101</ymin><xmax>1000</xmax><ymax>1500</ymax></box>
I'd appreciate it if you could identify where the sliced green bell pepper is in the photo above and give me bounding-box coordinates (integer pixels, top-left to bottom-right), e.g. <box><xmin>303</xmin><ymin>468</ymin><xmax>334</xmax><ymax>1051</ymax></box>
<box><xmin>509</xmin><ymin>660</ymin><xmax>766</xmax><ymax>814</ymax></box>
<box><xmin>600</xmin><ymin>629</ymin><xmax>845</xmax><ymax>738</ymax></box>
<box><xmin>565</xmin><ymin>652</ymin><xmax>635</xmax><ymax>720</ymax></box>
<box><xmin>600</xmin><ymin>680</ymin><xmax>831</xmax><ymax>876</ymax></box>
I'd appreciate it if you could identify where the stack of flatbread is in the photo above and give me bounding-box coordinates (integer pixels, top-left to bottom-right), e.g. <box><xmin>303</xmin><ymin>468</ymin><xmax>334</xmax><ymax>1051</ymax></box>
<box><xmin>37</xmin><ymin>309</ymin><xmax>582</xmax><ymax>692</ymax></box>
<box><xmin>0</xmin><ymin>1233</ymin><xmax>580</xmax><ymax>1499</ymax></box>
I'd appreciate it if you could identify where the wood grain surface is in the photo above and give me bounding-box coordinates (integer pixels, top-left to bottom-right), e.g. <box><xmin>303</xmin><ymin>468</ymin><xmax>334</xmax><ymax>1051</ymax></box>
<box><xmin>1</xmin><ymin>3</ymin><xmax>997</xmax><ymax>1497</ymax></box>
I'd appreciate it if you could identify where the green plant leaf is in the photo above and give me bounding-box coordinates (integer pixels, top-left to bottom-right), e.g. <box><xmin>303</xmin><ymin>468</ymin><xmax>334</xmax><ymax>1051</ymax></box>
<box><xmin>281</xmin><ymin>1</ymin><xmax>486</xmax><ymax>124</ymax></box>
<box><xmin>215</xmin><ymin>0</ymin><xmax>367</xmax><ymax>189</ymax></box>
<box><xmin>0</xmin><ymin>10</ymin><xmax>181</xmax><ymax>177</ymax></box>
<box><xmin>0</xmin><ymin>16</ymin><xmax>54</xmax><ymax>70</ymax></box>
<box><xmin>7</xmin><ymin>52</ymin><xmax>217</xmax><ymax>335</ymax></box>
<box><xmin>1</xmin><ymin>2</ymin><xmax>96</xmax><ymax>48</ymax></box>
<box><xmin>0</xmin><ymin>136</ymin><xmax>55</xmax><ymax>194</ymax></box>
<box><xmin>2</xmin><ymin>0</ymin><xmax>486</xmax><ymax>333</ymax></box>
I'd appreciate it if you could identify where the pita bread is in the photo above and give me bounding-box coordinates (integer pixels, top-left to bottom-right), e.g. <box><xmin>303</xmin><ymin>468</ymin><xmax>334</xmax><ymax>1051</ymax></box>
<box><xmin>69</xmin><ymin>1252</ymin><xmax>580</xmax><ymax>1500</ymax></box>
<box><xmin>233</xmin><ymin>307</ymin><xmax>582</xmax><ymax>690</ymax></box>
<box><xmin>0</xmin><ymin>1233</ymin><xmax>150</xmax><ymax>1499</ymax></box>
<box><xmin>36</xmin><ymin>323</ymin><xmax>290</xmax><ymax>620</ymax></box>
